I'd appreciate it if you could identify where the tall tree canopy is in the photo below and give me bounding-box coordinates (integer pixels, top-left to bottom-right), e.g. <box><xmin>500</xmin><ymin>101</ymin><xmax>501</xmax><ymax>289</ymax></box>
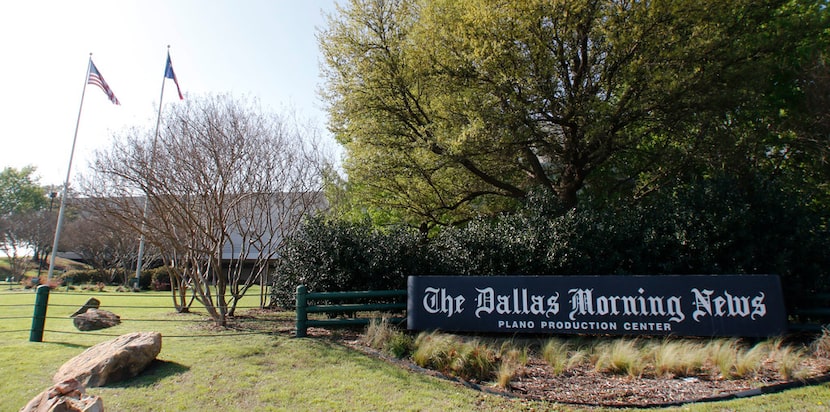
<box><xmin>320</xmin><ymin>0</ymin><xmax>828</xmax><ymax>227</ymax></box>
<box><xmin>0</xmin><ymin>166</ymin><xmax>46</xmax><ymax>216</ymax></box>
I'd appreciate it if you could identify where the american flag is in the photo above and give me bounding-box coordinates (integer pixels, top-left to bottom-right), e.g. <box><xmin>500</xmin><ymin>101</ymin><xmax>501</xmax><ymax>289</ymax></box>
<box><xmin>88</xmin><ymin>60</ymin><xmax>120</xmax><ymax>105</ymax></box>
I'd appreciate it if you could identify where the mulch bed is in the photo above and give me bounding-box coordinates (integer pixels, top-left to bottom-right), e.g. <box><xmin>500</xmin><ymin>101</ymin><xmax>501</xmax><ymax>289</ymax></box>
<box><xmin>305</xmin><ymin>327</ymin><xmax>830</xmax><ymax>408</ymax></box>
<box><xmin>505</xmin><ymin>357</ymin><xmax>830</xmax><ymax>408</ymax></box>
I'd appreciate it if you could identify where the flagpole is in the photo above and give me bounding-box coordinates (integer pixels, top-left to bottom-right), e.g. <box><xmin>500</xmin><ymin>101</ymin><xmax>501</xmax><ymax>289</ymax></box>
<box><xmin>135</xmin><ymin>46</ymin><xmax>171</xmax><ymax>282</ymax></box>
<box><xmin>47</xmin><ymin>54</ymin><xmax>93</xmax><ymax>281</ymax></box>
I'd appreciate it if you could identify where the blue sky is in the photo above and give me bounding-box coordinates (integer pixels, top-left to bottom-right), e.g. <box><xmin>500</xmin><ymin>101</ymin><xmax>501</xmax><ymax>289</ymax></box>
<box><xmin>0</xmin><ymin>0</ymin><xmax>340</xmax><ymax>186</ymax></box>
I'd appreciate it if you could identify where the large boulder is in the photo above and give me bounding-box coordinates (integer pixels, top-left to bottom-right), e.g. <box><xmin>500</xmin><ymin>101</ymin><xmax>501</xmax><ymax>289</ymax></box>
<box><xmin>20</xmin><ymin>378</ymin><xmax>103</xmax><ymax>412</ymax></box>
<box><xmin>53</xmin><ymin>332</ymin><xmax>162</xmax><ymax>387</ymax></box>
<box><xmin>72</xmin><ymin>309</ymin><xmax>121</xmax><ymax>331</ymax></box>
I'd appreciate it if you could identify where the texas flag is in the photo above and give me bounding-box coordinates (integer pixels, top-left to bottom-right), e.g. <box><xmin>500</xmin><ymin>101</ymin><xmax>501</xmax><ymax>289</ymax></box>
<box><xmin>164</xmin><ymin>52</ymin><xmax>184</xmax><ymax>100</ymax></box>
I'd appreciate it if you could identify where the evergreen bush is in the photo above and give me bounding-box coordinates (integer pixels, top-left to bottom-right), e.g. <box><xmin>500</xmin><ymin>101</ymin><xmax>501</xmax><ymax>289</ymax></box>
<box><xmin>144</xmin><ymin>266</ymin><xmax>171</xmax><ymax>291</ymax></box>
<box><xmin>272</xmin><ymin>174</ymin><xmax>828</xmax><ymax>308</ymax></box>
<box><xmin>271</xmin><ymin>217</ymin><xmax>425</xmax><ymax>307</ymax></box>
<box><xmin>60</xmin><ymin>269</ymin><xmax>110</xmax><ymax>285</ymax></box>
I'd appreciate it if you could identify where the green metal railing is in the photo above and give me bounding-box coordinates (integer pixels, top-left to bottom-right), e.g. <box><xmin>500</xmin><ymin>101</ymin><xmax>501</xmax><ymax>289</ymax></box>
<box><xmin>295</xmin><ymin>285</ymin><xmax>406</xmax><ymax>337</ymax></box>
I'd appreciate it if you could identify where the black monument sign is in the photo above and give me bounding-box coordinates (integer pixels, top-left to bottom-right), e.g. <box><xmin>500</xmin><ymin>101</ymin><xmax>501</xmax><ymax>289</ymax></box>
<box><xmin>407</xmin><ymin>275</ymin><xmax>787</xmax><ymax>337</ymax></box>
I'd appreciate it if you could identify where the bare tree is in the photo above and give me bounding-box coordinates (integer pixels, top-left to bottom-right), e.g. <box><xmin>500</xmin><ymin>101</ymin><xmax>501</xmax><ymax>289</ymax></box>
<box><xmin>60</xmin><ymin>206</ymin><xmax>155</xmax><ymax>286</ymax></box>
<box><xmin>6</xmin><ymin>208</ymin><xmax>57</xmax><ymax>277</ymax></box>
<box><xmin>225</xmin><ymin>191</ymin><xmax>326</xmax><ymax>313</ymax></box>
<box><xmin>81</xmin><ymin>95</ymin><xmax>330</xmax><ymax>326</ymax></box>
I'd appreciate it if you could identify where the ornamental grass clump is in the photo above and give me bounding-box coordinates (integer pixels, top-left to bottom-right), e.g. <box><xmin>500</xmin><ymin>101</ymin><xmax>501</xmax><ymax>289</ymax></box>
<box><xmin>764</xmin><ymin>338</ymin><xmax>809</xmax><ymax>381</ymax></box>
<box><xmin>363</xmin><ymin>318</ymin><xmax>414</xmax><ymax>358</ymax></box>
<box><xmin>412</xmin><ymin>332</ymin><xmax>497</xmax><ymax>382</ymax></box>
<box><xmin>733</xmin><ymin>343</ymin><xmax>766</xmax><ymax>378</ymax></box>
<box><xmin>495</xmin><ymin>344</ymin><xmax>529</xmax><ymax>389</ymax></box>
<box><xmin>451</xmin><ymin>340</ymin><xmax>496</xmax><ymax>382</ymax></box>
<box><xmin>594</xmin><ymin>339</ymin><xmax>645</xmax><ymax>377</ymax></box>
<box><xmin>386</xmin><ymin>332</ymin><xmax>415</xmax><ymax>359</ymax></box>
<box><xmin>413</xmin><ymin>331</ymin><xmax>459</xmax><ymax>374</ymax></box>
<box><xmin>542</xmin><ymin>338</ymin><xmax>581</xmax><ymax>375</ymax></box>
<box><xmin>811</xmin><ymin>328</ymin><xmax>830</xmax><ymax>359</ymax></box>
<box><xmin>773</xmin><ymin>344</ymin><xmax>807</xmax><ymax>381</ymax></box>
<box><xmin>363</xmin><ymin>318</ymin><xmax>396</xmax><ymax>350</ymax></box>
<box><xmin>651</xmin><ymin>339</ymin><xmax>707</xmax><ymax>378</ymax></box>
<box><xmin>706</xmin><ymin>339</ymin><xmax>740</xmax><ymax>379</ymax></box>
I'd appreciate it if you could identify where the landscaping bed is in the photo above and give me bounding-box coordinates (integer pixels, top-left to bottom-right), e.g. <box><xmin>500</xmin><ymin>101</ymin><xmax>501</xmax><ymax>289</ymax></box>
<box><xmin>310</xmin><ymin>326</ymin><xmax>830</xmax><ymax>408</ymax></box>
<box><xmin>504</xmin><ymin>356</ymin><xmax>830</xmax><ymax>407</ymax></box>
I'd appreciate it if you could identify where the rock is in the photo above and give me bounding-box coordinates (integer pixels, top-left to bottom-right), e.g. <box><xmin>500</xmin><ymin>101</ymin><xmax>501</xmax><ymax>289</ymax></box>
<box><xmin>70</xmin><ymin>298</ymin><xmax>101</xmax><ymax>317</ymax></box>
<box><xmin>72</xmin><ymin>309</ymin><xmax>121</xmax><ymax>331</ymax></box>
<box><xmin>53</xmin><ymin>331</ymin><xmax>162</xmax><ymax>387</ymax></box>
<box><xmin>20</xmin><ymin>378</ymin><xmax>103</xmax><ymax>412</ymax></box>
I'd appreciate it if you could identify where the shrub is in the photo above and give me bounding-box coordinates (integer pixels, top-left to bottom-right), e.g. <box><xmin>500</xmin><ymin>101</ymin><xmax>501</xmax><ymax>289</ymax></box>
<box><xmin>60</xmin><ymin>269</ymin><xmax>110</xmax><ymax>285</ymax></box>
<box><xmin>273</xmin><ymin>173</ymin><xmax>828</xmax><ymax>309</ymax></box>
<box><xmin>386</xmin><ymin>332</ymin><xmax>415</xmax><ymax>359</ymax></box>
<box><xmin>272</xmin><ymin>217</ymin><xmax>425</xmax><ymax>307</ymax></box>
<box><xmin>144</xmin><ymin>266</ymin><xmax>171</xmax><ymax>291</ymax></box>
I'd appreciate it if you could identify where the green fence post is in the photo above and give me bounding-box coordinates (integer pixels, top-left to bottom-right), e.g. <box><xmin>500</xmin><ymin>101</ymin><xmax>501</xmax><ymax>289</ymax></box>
<box><xmin>29</xmin><ymin>285</ymin><xmax>50</xmax><ymax>342</ymax></box>
<box><xmin>296</xmin><ymin>285</ymin><xmax>308</xmax><ymax>338</ymax></box>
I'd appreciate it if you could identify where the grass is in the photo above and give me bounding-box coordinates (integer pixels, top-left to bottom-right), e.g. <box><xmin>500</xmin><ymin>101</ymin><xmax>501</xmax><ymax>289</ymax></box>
<box><xmin>412</xmin><ymin>331</ymin><xmax>498</xmax><ymax>381</ymax></box>
<box><xmin>650</xmin><ymin>339</ymin><xmax>707</xmax><ymax>377</ymax></box>
<box><xmin>768</xmin><ymin>338</ymin><xmax>809</xmax><ymax>381</ymax></box>
<box><xmin>541</xmin><ymin>338</ymin><xmax>571</xmax><ymax>374</ymax></box>
<box><xmin>1</xmin><ymin>288</ymin><xmax>830</xmax><ymax>411</ymax></box>
<box><xmin>363</xmin><ymin>317</ymin><xmax>414</xmax><ymax>358</ymax></box>
<box><xmin>495</xmin><ymin>343</ymin><xmax>528</xmax><ymax>389</ymax></box>
<box><xmin>2</xmin><ymin>288</ymin><xmax>530</xmax><ymax>411</ymax></box>
<box><xmin>813</xmin><ymin>328</ymin><xmax>830</xmax><ymax>358</ymax></box>
<box><xmin>542</xmin><ymin>336</ymin><xmax>816</xmax><ymax>381</ymax></box>
<box><xmin>593</xmin><ymin>338</ymin><xmax>646</xmax><ymax>377</ymax></box>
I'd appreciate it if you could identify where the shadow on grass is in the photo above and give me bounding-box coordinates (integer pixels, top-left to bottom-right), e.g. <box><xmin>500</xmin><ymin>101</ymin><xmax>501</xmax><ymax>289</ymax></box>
<box><xmin>107</xmin><ymin>359</ymin><xmax>190</xmax><ymax>388</ymax></box>
<box><xmin>44</xmin><ymin>341</ymin><xmax>90</xmax><ymax>350</ymax></box>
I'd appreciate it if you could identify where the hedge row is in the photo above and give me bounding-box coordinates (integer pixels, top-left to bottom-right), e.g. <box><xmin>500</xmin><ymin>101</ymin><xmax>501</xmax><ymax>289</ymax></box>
<box><xmin>60</xmin><ymin>266</ymin><xmax>171</xmax><ymax>290</ymax></box>
<box><xmin>271</xmin><ymin>176</ymin><xmax>829</xmax><ymax>308</ymax></box>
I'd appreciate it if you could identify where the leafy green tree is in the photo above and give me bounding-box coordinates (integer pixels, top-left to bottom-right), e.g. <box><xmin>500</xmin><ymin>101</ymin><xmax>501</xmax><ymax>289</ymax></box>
<box><xmin>0</xmin><ymin>166</ymin><xmax>47</xmax><ymax>280</ymax></box>
<box><xmin>0</xmin><ymin>166</ymin><xmax>46</xmax><ymax>216</ymax></box>
<box><xmin>320</xmin><ymin>0</ymin><xmax>827</xmax><ymax>226</ymax></box>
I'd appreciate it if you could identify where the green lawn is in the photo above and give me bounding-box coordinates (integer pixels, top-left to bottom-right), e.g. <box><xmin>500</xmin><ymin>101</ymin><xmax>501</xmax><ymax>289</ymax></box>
<box><xmin>0</xmin><ymin>287</ymin><xmax>828</xmax><ymax>411</ymax></box>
